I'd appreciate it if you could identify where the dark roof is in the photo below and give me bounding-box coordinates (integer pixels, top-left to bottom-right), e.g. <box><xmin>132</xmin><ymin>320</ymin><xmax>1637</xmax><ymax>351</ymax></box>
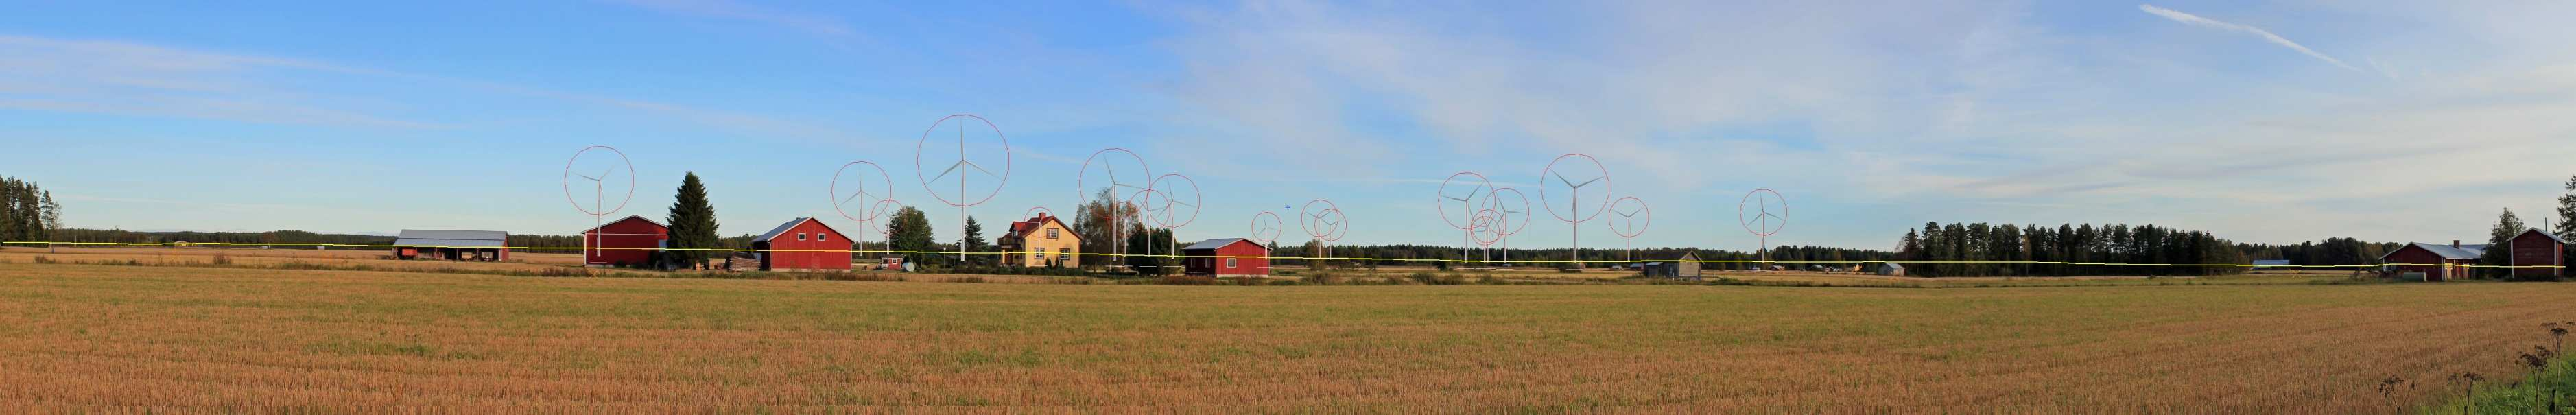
<box><xmin>1183</xmin><ymin>238</ymin><xmax>1257</xmax><ymax>251</ymax></box>
<box><xmin>2383</xmin><ymin>242</ymin><xmax>2488</xmax><ymax>261</ymax></box>
<box><xmin>2521</xmin><ymin>228</ymin><xmax>2571</xmax><ymax>245</ymax></box>
<box><xmin>751</xmin><ymin>217</ymin><xmax>844</xmax><ymax>242</ymax></box>
<box><xmin>393</xmin><ymin>230</ymin><xmax>508</xmax><ymax>248</ymax></box>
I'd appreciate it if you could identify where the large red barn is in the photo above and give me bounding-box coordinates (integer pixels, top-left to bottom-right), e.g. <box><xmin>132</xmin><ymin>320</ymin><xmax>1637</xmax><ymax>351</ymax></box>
<box><xmin>2509</xmin><ymin>228</ymin><xmax>2568</xmax><ymax>279</ymax></box>
<box><xmin>580</xmin><ymin>215</ymin><xmax>670</xmax><ymax>268</ymax></box>
<box><xmin>2379</xmin><ymin>241</ymin><xmax>2485</xmax><ymax>281</ymax></box>
<box><xmin>750</xmin><ymin>217</ymin><xmax>852</xmax><ymax>272</ymax></box>
<box><xmin>1181</xmin><ymin>238</ymin><xmax>1270</xmax><ymax>277</ymax></box>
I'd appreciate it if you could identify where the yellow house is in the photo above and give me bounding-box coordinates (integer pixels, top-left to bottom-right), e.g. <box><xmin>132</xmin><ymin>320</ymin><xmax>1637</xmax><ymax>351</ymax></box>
<box><xmin>999</xmin><ymin>213</ymin><xmax>1080</xmax><ymax>268</ymax></box>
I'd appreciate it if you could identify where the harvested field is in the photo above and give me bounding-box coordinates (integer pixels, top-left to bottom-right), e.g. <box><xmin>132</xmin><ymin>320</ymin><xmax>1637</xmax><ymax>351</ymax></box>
<box><xmin>0</xmin><ymin>262</ymin><xmax>2568</xmax><ymax>410</ymax></box>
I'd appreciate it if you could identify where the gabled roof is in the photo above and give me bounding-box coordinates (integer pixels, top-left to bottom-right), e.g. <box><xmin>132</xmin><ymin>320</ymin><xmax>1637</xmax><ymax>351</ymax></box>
<box><xmin>581</xmin><ymin>215</ymin><xmax>668</xmax><ymax>234</ymax></box>
<box><xmin>393</xmin><ymin>230</ymin><xmax>508</xmax><ymax>248</ymax></box>
<box><xmin>1005</xmin><ymin>215</ymin><xmax>1078</xmax><ymax>241</ymax></box>
<box><xmin>2521</xmin><ymin>228</ymin><xmax>2571</xmax><ymax>245</ymax></box>
<box><xmin>751</xmin><ymin>217</ymin><xmax>845</xmax><ymax>243</ymax></box>
<box><xmin>2383</xmin><ymin>242</ymin><xmax>2489</xmax><ymax>261</ymax></box>
<box><xmin>1183</xmin><ymin>238</ymin><xmax>1259</xmax><ymax>251</ymax></box>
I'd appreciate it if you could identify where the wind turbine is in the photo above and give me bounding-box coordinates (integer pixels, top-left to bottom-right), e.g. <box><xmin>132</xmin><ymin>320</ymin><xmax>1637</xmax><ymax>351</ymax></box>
<box><xmin>1440</xmin><ymin>176</ymin><xmax>1489</xmax><ymax>263</ymax></box>
<box><xmin>1556</xmin><ymin>170</ymin><xmax>1603</xmax><ymax>267</ymax></box>
<box><xmin>577</xmin><ymin>165</ymin><xmax>615</xmax><ymax>264</ymax></box>
<box><xmin>916</xmin><ymin>115</ymin><xmax>1012</xmax><ymax>267</ymax></box>
<box><xmin>563</xmin><ymin>145</ymin><xmax>634</xmax><ymax>268</ymax></box>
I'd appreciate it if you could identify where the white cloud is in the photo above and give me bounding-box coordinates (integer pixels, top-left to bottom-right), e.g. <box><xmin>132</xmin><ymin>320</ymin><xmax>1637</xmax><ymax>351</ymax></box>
<box><xmin>2138</xmin><ymin>4</ymin><xmax>2364</xmax><ymax>73</ymax></box>
<box><xmin>1150</xmin><ymin>1</ymin><xmax>2576</xmax><ymax>246</ymax></box>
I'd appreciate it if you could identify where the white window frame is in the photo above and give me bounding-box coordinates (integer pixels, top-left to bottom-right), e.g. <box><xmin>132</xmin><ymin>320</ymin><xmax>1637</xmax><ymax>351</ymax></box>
<box><xmin>1225</xmin><ymin>258</ymin><xmax>1238</xmax><ymax>268</ymax></box>
<box><xmin>1046</xmin><ymin>228</ymin><xmax>1059</xmax><ymax>239</ymax></box>
<box><xmin>818</xmin><ymin>233</ymin><xmax>827</xmax><ymax>241</ymax></box>
<box><xmin>796</xmin><ymin>233</ymin><xmax>807</xmax><ymax>241</ymax></box>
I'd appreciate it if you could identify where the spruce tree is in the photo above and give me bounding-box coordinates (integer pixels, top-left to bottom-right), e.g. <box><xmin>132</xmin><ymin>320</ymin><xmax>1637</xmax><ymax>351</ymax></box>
<box><xmin>665</xmin><ymin>173</ymin><xmax>720</xmax><ymax>270</ymax></box>
<box><xmin>2558</xmin><ymin>174</ymin><xmax>2576</xmax><ymax>241</ymax></box>
<box><xmin>962</xmin><ymin>216</ymin><xmax>986</xmax><ymax>266</ymax></box>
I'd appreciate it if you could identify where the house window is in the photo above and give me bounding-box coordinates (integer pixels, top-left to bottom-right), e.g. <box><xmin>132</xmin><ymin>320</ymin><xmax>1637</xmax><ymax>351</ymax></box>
<box><xmin>1046</xmin><ymin>228</ymin><xmax>1059</xmax><ymax>239</ymax></box>
<box><xmin>1058</xmin><ymin>248</ymin><xmax>1070</xmax><ymax>260</ymax></box>
<box><xmin>796</xmin><ymin>233</ymin><xmax>807</xmax><ymax>241</ymax></box>
<box><xmin>1225</xmin><ymin>258</ymin><xmax>1238</xmax><ymax>268</ymax></box>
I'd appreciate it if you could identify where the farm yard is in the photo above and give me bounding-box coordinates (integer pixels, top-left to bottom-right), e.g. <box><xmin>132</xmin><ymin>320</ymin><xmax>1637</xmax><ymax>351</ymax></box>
<box><xmin>0</xmin><ymin>249</ymin><xmax>2568</xmax><ymax>410</ymax></box>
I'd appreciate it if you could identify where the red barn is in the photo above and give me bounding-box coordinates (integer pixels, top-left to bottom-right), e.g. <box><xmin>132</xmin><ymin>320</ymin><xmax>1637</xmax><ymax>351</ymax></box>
<box><xmin>1182</xmin><ymin>238</ymin><xmax>1270</xmax><ymax>277</ymax></box>
<box><xmin>581</xmin><ymin>215</ymin><xmax>669</xmax><ymax>267</ymax></box>
<box><xmin>750</xmin><ymin>217</ymin><xmax>852</xmax><ymax>272</ymax></box>
<box><xmin>2379</xmin><ymin>241</ymin><xmax>2485</xmax><ymax>281</ymax></box>
<box><xmin>2509</xmin><ymin>228</ymin><xmax>2568</xmax><ymax>279</ymax></box>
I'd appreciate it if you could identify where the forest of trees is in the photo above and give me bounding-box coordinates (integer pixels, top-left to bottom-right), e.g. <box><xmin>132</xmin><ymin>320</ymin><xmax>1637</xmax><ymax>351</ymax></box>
<box><xmin>2233</xmin><ymin>237</ymin><xmax>2399</xmax><ymax>268</ymax></box>
<box><xmin>1895</xmin><ymin>222</ymin><xmax>2251</xmax><ymax>277</ymax></box>
<box><xmin>1257</xmin><ymin>242</ymin><xmax>1894</xmax><ymax>270</ymax></box>
<box><xmin>0</xmin><ymin>176</ymin><xmax>64</xmax><ymax>244</ymax></box>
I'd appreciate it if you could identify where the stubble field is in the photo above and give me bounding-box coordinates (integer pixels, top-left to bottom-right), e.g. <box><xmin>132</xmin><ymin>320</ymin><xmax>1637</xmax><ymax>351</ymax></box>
<box><xmin>0</xmin><ymin>258</ymin><xmax>2568</xmax><ymax>410</ymax></box>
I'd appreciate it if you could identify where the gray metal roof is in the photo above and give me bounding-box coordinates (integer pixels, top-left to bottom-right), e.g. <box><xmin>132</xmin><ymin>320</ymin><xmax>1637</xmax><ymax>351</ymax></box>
<box><xmin>1880</xmin><ymin>263</ymin><xmax>1904</xmax><ymax>270</ymax></box>
<box><xmin>1182</xmin><ymin>238</ymin><xmax>1254</xmax><ymax>251</ymax></box>
<box><xmin>2252</xmin><ymin>259</ymin><xmax>2292</xmax><ymax>266</ymax></box>
<box><xmin>393</xmin><ymin>229</ymin><xmax>508</xmax><ymax>248</ymax></box>
<box><xmin>2386</xmin><ymin>242</ymin><xmax>2488</xmax><ymax>261</ymax></box>
<box><xmin>752</xmin><ymin>217</ymin><xmax>819</xmax><ymax>243</ymax></box>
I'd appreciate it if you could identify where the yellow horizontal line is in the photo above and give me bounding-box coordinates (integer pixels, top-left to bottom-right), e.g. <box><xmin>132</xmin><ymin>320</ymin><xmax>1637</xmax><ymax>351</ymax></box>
<box><xmin>4</xmin><ymin>241</ymin><xmax>2566</xmax><ymax>269</ymax></box>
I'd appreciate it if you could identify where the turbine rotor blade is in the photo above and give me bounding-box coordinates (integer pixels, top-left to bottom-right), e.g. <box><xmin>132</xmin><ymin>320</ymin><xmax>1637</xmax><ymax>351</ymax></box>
<box><xmin>931</xmin><ymin>161</ymin><xmax>965</xmax><ymax>182</ymax></box>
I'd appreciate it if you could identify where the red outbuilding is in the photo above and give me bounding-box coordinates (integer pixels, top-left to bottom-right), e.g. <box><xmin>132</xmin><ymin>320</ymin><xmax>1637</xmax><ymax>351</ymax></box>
<box><xmin>2509</xmin><ymin>228</ymin><xmax>2568</xmax><ymax>279</ymax></box>
<box><xmin>581</xmin><ymin>215</ymin><xmax>670</xmax><ymax>267</ymax></box>
<box><xmin>2379</xmin><ymin>241</ymin><xmax>2485</xmax><ymax>281</ymax></box>
<box><xmin>750</xmin><ymin>217</ymin><xmax>852</xmax><ymax>272</ymax></box>
<box><xmin>1181</xmin><ymin>238</ymin><xmax>1271</xmax><ymax>277</ymax></box>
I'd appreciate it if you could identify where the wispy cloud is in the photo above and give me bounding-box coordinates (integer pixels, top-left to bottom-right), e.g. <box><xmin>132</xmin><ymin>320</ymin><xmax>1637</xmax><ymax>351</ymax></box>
<box><xmin>0</xmin><ymin>35</ymin><xmax>440</xmax><ymax>128</ymax></box>
<box><xmin>2138</xmin><ymin>4</ymin><xmax>2363</xmax><ymax>73</ymax></box>
<box><xmin>0</xmin><ymin>34</ymin><xmax>849</xmax><ymax>141</ymax></box>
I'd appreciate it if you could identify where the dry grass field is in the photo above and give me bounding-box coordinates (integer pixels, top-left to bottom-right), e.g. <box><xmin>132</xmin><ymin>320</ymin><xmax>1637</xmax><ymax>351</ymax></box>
<box><xmin>1</xmin><ymin>257</ymin><xmax>2571</xmax><ymax>410</ymax></box>
<box><xmin>0</xmin><ymin>263</ymin><xmax>2565</xmax><ymax>407</ymax></box>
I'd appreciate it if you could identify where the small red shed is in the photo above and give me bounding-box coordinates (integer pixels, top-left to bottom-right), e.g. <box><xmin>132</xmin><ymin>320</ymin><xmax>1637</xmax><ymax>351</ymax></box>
<box><xmin>2509</xmin><ymin>228</ymin><xmax>2568</xmax><ymax>279</ymax></box>
<box><xmin>581</xmin><ymin>215</ymin><xmax>670</xmax><ymax>267</ymax></box>
<box><xmin>2379</xmin><ymin>241</ymin><xmax>2485</xmax><ymax>281</ymax></box>
<box><xmin>1182</xmin><ymin>238</ymin><xmax>1270</xmax><ymax>277</ymax></box>
<box><xmin>750</xmin><ymin>217</ymin><xmax>852</xmax><ymax>272</ymax></box>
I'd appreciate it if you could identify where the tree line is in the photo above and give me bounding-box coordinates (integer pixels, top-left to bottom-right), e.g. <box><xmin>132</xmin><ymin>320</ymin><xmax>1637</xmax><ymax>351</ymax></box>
<box><xmin>1898</xmin><ymin>222</ymin><xmax>2252</xmax><ymax>277</ymax></box>
<box><xmin>0</xmin><ymin>176</ymin><xmax>63</xmax><ymax>244</ymax></box>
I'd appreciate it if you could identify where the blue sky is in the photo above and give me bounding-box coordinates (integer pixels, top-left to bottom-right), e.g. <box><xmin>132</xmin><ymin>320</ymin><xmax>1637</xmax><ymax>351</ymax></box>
<box><xmin>5</xmin><ymin>1</ymin><xmax>2574</xmax><ymax>252</ymax></box>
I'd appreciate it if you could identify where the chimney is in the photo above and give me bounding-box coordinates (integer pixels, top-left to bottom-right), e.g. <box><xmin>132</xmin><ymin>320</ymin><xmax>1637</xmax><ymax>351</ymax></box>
<box><xmin>2452</xmin><ymin>240</ymin><xmax>2461</xmax><ymax>248</ymax></box>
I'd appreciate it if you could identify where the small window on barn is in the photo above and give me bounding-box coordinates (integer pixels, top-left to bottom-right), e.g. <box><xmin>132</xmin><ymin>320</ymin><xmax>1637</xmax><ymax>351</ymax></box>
<box><xmin>817</xmin><ymin>233</ymin><xmax>827</xmax><ymax>241</ymax></box>
<box><xmin>1226</xmin><ymin>258</ymin><xmax>1238</xmax><ymax>268</ymax></box>
<box><xmin>797</xmin><ymin>233</ymin><xmax>807</xmax><ymax>241</ymax></box>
